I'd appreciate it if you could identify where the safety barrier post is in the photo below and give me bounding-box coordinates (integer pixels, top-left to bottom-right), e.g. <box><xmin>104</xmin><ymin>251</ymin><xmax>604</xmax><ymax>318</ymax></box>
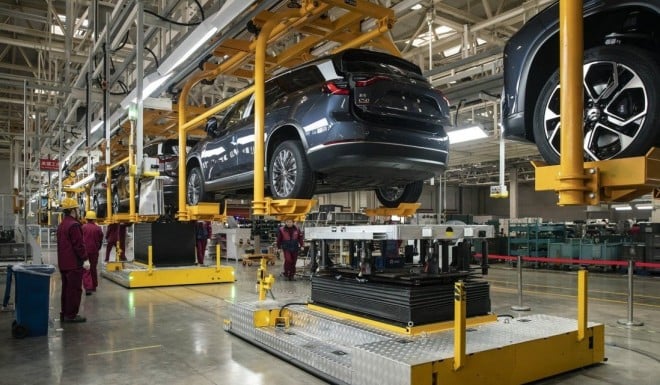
<box><xmin>453</xmin><ymin>280</ymin><xmax>466</xmax><ymax>371</ymax></box>
<box><xmin>511</xmin><ymin>255</ymin><xmax>531</xmax><ymax>311</ymax></box>
<box><xmin>617</xmin><ymin>259</ymin><xmax>644</xmax><ymax>326</ymax></box>
<box><xmin>577</xmin><ymin>269</ymin><xmax>587</xmax><ymax>341</ymax></box>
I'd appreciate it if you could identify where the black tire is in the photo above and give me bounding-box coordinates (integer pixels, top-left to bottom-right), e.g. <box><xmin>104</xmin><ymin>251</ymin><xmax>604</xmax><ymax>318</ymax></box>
<box><xmin>533</xmin><ymin>45</ymin><xmax>660</xmax><ymax>164</ymax></box>
<box><xmin>268</xmin><ymin>140</ymin><xmax>315</xmax><ymax>199</ymax></box>
<box><xmin>112</xmin><ymin>190</ymin><xmax>120</xmax><ymax>214</ymax></box>
<box><xmin>12</xmin><ymin>323</ymin><xmax>28</xmax><ymax>339</ymax></box>
<box><xmin>375</xmin><ymin>180</ymin><xmax>424</xmax><ymax>208</ymax></box>
<box><xmin>186</xmin><ymin>167</ymin><xmax>210</xmax><ymax>205</ymax></box>
<box><xmin>93</xmin><ymin>197</ymin><xmax>105</xmax><ymax>218</ymax></box>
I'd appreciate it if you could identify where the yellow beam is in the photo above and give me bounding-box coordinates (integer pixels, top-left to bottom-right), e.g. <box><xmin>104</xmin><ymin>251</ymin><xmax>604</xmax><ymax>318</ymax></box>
<box><xmin>253</xmin><ymin>9</ymin><xmax>306</xmax><ymax>215</ymax></box>
<box><xmin>124</xmin><ymin>266</ymin><xmax>235</xmax><ymax>288</ymax></box>
<box><xmin>558</xmin><ymin>0</ymin><xmax>586</xmax><ymax>205</ymax></box>
<box><xmin>307</xmin><ymin>304</ymin><xmax>496</xmax><ymax>336</ymax></box>
<box><xmin>534</xmin><ymin>147</ymin><xmax>660</xmax><ymax>204</ymax></box>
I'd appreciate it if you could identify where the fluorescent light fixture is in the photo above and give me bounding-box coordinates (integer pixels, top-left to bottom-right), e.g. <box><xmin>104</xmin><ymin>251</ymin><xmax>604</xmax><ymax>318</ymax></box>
<box><xmin>157</xmin><ymin>26</ymin><xmax>218</xmax><ymax>75</ymax></box>
<box><xmin>90</xmin><ymin>120</ymin><xmax>103</xmax><ymax>134</ymax></box>
<box><xmin>143</xmin><ymin>72</ymin><xmax>173</xmax><ymax>100</ymax></box>
<box><xmin>411</xmin><ymin>4</ymin><xmax>423</xmax><ymax>10</ymax></box>
<box><xmin>69</xmin><ymin>173</ymin><xmax>96</xmax><ymax>189</ymax></box>
<box><xmin>447</xmin><ymin>125</ymin><xmax>488</xmax><ymax>144</ymax></box>
<box><xmin>636</xmin><ymin>204</ymin><xmax>653</xmax><ymax>210</ymax></box>
<box><xmin>613</xmin><ymin>205</ymin><xmax>632</xmax><ymax>211</ymax></box>
<box><xmin>120</xmin><ymin>72</ymin><xmax>173</xmax><ymax>109</ymax></box>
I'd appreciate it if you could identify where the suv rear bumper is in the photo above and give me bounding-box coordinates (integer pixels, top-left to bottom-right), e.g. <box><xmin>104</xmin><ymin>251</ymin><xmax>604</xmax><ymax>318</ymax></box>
<box><xmin>306</xmin><ymin>141</ymin><xmax>447</xmax><ymax>183</ymax></box>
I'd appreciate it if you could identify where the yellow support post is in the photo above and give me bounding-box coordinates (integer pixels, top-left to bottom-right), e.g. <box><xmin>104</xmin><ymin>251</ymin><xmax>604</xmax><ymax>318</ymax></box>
<box><xmin>252</xmin><ymin>9</ymin><xmax>304</xmax><ymax>215</ymax></box>
<box><xmin>128</xmin><ymin>124</ymin><xmax>137</xmax><ymax>221</ymax></box>
<box><xmin>577</xmin><ymin>269</ymin><xmax>587</xmax><ymax>342</ymax></box>
<box><xmin>453</xmin><ymin>280</ymin><xmax>466</xmax><ymax>371</ymax></box>
<box><xmin>216</xmin><ymin>243</ymin><xmax>221</xmax><ymax>271</ymax></box>
<box><xmin>148</xmin><ymin>245</ymin><xmax>153</xmax><ymax>275</ymax></box>
<box><xmin>257</xmin><ymin>256</ymin><xmax>275</xmax><ymax>301</ymax></box>
<box><xmin>558</xmin><ymin>0</ymin><xmax>586</xmax><ymax>205</ymax></box>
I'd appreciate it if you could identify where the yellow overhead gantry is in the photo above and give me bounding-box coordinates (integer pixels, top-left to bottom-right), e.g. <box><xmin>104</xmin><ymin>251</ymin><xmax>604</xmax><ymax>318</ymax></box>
<box><xmin>534</xmin><ymin>0</ymin><xmax>660</xmax><ymax>204</ymax></box>
<box><xmin>176</xmin><ymin>0</ymin><xmax>397</xmax><ymax>222</ymax></box>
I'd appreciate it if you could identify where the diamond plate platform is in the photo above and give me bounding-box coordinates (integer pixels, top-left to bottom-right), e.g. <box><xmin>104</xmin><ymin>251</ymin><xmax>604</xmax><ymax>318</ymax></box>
<box><xmin>101</xmin><ymin>263</ymin><xmax>235</xmax><ymax>288</ymax></box>
<box><xmin>227</xmin><ymin>302</ymin><xmax>605</xmax><ymax>385</ymax></box>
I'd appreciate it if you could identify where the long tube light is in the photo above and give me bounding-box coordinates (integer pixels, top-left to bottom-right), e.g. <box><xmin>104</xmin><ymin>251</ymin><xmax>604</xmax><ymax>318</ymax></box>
<box><xmin>68</xmin><ymin>173</ymin><xmax>96</xmax><ymax>189</ymax></box>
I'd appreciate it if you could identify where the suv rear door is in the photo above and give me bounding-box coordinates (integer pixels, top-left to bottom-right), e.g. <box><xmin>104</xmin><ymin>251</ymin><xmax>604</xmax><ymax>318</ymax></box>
<box><xmin>337</xmin><ymin>50</ymin><xmax>449</xmax><ymax>132</ymax></box>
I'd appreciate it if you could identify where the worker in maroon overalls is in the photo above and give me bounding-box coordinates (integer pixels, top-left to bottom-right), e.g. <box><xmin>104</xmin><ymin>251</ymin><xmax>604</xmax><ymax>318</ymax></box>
<box><xmin>82</xmin><ymin>210</ymin><xmax>104</xmax><ymax>294</ymax></box>
<box><xmin>104</xmin><ymin>223</ymin><xmax>127</xmax><ymax>262</ymax></box>
<box><xmin>57</xmin><ymin>198</ymin><xmax>88</xmax><ymax>323</ymax></box>
<box><xmin>276</xmin><ymin>219</ymin><xmax>304</xmax><ymax>281</ymax></box>
<box><xmin>195</xmin><ymin>221</ymin><xmax>212</xmax><ymax>265</ymax></box>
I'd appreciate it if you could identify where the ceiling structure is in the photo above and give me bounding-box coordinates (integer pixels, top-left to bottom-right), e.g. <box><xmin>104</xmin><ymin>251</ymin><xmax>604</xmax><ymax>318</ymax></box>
<box><xmin>0</xmin><ymin>0</ymin><xmax>555</xmax><ymax>195</ymax></box>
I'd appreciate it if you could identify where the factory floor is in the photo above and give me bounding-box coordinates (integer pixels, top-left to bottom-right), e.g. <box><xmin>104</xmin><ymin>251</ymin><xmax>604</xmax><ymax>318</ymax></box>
<box><xmin>1</xmin><ymin>246</ymin><xmax>660</xmax><ymax>385</ymax></box>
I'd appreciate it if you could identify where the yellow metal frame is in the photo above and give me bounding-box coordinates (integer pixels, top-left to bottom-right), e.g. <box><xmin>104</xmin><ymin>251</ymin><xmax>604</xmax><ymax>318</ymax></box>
<box><xmin>534</xmin><ymin>147</ymin><xmax>660</xmax><ymax>204</ymax></box>
<box><xmin>307</xmin><ymin>303</ymin><xmax>497</xmax><ymax>336</ymax></box>
<box><xmin>103</xmin><ymin>243</ymin><xmax>234</xmax><ymax>288</ymax></box>
<box><xmin>176</xmin><ymin>0</ymin><xmax>398</xmax><ymax>221</ymax></box>
<box><xmin>364</xmin><ymin>202</ymin><xmax>421</xmax><ymax>218</ymax></box>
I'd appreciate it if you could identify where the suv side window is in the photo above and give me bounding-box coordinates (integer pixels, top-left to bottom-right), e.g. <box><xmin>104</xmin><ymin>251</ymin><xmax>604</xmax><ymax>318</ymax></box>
<box><xmin>217</xmin><ymin>98</ymin><xmax>250</xmax><ymax>133</ymax></box>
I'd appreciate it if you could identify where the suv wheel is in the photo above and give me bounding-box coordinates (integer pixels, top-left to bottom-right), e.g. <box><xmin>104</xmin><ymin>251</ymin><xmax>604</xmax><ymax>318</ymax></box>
<box><xmin>375</xmin><ymin>180</ymin><xmax>424</xmax><ymax>208</ymax></box>
<box><xmin>187</xmin><ymin>167</ymin><xmax>206</xmax><ymax>206</ymax></box>
<box><xmin>533</xmin><ymin>45</ymin><xmax>660</xmax><ymax>164</ymax></box>
<box><xmin>92</xmin><ymin>197</ymin><xmax>102</xmax><ymax>218</ymax></box>
<box><xmin>269</xmin><ymin>140</ymin><xmax>315</xmax><ymax>199</ymax></box>
<box><xmin>112</xmin><ymin>191</ymin><xmax>120</xmax><ymax>214</ymax></box>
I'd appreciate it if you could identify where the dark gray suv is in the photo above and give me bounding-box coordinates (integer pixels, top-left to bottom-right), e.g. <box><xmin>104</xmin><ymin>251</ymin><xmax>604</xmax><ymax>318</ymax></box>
<box><xmin>186</xmin><ymin>49</ymin><xmax>451</xmax><ymax>208</ymax></box>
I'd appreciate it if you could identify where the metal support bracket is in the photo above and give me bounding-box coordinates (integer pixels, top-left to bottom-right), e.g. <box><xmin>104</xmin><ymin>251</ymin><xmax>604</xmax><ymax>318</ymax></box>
<box><xmin>533</xmin><ymin>147</ymin><xmax>660</xmax><ymax>205</ymax></box>
<box><xmin>364</xmin><ymin>202</ymin><xmax>421</xmax><ymax>218</ymax></box>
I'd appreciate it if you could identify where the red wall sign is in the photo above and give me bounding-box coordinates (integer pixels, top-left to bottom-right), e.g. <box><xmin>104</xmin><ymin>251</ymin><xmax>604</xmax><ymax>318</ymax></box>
<box><xmin>39</xmin><ymin>158</ymin><xmax>59</xmax><ymax>171</ymax></box>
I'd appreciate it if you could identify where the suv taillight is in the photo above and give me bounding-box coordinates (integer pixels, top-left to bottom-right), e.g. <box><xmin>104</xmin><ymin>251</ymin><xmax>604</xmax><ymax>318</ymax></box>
<box><xmin>159</xmin><ymin>156</ymin><xmax>176</xmax><ymax>164</ymax></box>
<box><xmin>322</xmin><ymin>80</ymin><xmax>349</xmax><ymax>95</ymax></box>
<box><xmin>354</xmin><ymin>75</ymin><xmax>390</xmax><ymax>87</ymax></box>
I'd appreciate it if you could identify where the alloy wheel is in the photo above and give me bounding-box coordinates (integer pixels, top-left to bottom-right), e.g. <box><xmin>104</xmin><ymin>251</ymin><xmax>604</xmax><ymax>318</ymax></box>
<box><xmin>271</xmin><ymin>148</ymin><xmax>298</xmax><ymax>197</ymax></box>
<box><xmin>541</xmin><ymin>60</ymin><xmax>648</xmax><ymax>161</ymax></box>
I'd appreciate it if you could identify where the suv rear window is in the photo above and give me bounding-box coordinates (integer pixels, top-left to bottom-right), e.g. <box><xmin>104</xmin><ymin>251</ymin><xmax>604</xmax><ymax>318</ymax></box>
<box><xmin>274</xmin><ymin>66</ymin><xmax>325</xmax><ymax>93</ymax></box>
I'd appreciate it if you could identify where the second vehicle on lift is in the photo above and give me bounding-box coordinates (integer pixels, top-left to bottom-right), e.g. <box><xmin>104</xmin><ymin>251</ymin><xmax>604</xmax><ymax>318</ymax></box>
<box><xmin>186</xmin><ymin>49</ymin><xmax>451</xmax><ymax>208</ymax></box>
<box><xmin>93</xmin><ymin>138</ymin><xmax>197</xmax><ymax>217</ymax></box>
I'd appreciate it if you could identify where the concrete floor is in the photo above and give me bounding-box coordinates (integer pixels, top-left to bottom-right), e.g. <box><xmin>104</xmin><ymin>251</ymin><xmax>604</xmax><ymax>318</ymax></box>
<box><xmin>1</xmin><ymin>246</ymin><xmax>660</xmax><ymax>385</ymax></box>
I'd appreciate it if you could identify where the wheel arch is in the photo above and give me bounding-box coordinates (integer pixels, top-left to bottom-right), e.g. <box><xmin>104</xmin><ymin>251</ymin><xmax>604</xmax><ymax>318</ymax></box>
<box><xmin>522</xmin><ymin>4</ymin><xmax>660</xmax><ymax>142</ymax></box>
<box><xmin>265</xmin><ymin>125</ymin><xmax>306</xmax><ymax>170</ymax></box>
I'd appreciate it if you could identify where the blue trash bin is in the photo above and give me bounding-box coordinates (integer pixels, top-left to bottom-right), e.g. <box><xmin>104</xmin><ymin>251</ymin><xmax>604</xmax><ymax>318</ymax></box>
<box><xmin>11</xmin><ymin>264</ymin><xmax>56</xmax><ymax>338</ymax></box>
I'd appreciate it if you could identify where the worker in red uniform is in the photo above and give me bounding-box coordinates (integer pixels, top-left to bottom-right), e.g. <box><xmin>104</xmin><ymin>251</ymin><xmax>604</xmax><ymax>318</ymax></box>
<box><xmin>104</xmin><ymin>222</ymin><xmax>127</xmax><ymax>262</ymax></box>
<box><xmin>56</xmin><ymin>198</ymin><xmax>88</xmax><ymax>323</ymax></box>
<box><xmin>195</xmin><ymin>221</ymin><xmax>212</xmax><ymax>265</ymax></box>
<box><xmin>82</xmin><ymin>210</ymin><xmax>104</xmax><ymax>295</ymax></box>
<box><xmin>276</xmin><ymin>219</ymin><xmax>304</xmax><ymax>281</ymax></box>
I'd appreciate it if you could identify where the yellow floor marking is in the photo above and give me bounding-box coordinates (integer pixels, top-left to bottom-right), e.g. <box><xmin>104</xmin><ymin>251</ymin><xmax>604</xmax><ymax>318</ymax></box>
<box><xmin>88</xmin><ymin>344</ymin><xmax>163</xmax><ymax>356</ymax></box>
